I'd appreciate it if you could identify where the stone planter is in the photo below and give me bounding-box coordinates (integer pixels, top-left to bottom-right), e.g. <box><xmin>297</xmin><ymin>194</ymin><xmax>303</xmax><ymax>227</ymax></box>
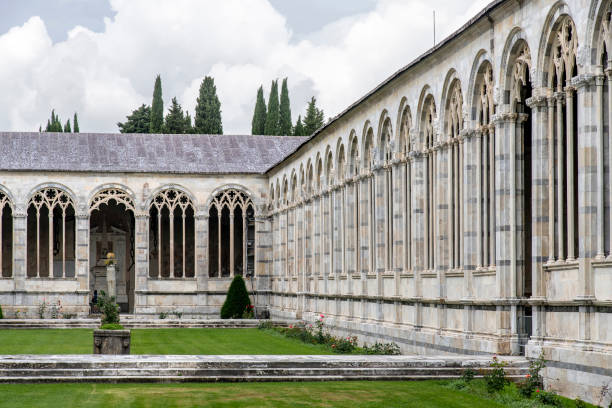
<box><xmin>93</xmin><ymin>329</ymin><xmax>131</xmax><ymax>354</ymax></box>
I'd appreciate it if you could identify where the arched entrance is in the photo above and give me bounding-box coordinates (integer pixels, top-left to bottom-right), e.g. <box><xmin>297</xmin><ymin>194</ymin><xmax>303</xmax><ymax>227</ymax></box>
<box><xmin>89</xmin><ymin>188</ymin><xmax>136</xmax><ymax>313</ymax></box>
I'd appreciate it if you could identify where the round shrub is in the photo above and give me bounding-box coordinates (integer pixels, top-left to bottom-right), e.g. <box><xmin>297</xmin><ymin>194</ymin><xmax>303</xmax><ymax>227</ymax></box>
<box><xmin>220</xmin><ymin>275</ymin><xmax>252</xmax><ymax>319</ymax></box>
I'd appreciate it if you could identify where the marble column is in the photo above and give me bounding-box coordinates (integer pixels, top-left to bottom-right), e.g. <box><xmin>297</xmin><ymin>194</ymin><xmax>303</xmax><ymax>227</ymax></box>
<box><xmin>133</xmin><ymin>212</ymin><xmax>149</xmax><ymax>314</ymax></box>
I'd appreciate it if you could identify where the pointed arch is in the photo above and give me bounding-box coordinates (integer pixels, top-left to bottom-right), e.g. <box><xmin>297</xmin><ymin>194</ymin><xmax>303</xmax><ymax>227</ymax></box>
<box><xmin>148</xmin><ymin>187</ymin><xmax>195</xmax><ymax>279</ymax></box>
<box><xmin>324</xmin><ymin>146</ymin><xmax>334</xmax><ymax>186</ymax></box>
<box><xmin>537</xmin><ymin>2</ymin><xmax>579</xmax><ymax>88</ymax></box>
<box><xmin>27</xmin><ymin>185</ymin><xmax>77</xmax><ymax>279</ymax></box>
<box><xmin>336</xmin><ymin>141</ymin><xmax>346</xmax><ymax>182</ymax></box>
<box><xmin>89</xmin><ymin>186</ymin><xmax>135</xmax><ymax>214</ymax></box>
<box><xmin>499</xmin><ymin>27</ymin><xmax>533</xmax><ymax>109</ymax></box>
<box><xmin>0</xmin><ymin>186</ymin><xmax>13</xmax><ymax>277</ymax></box>
<box><xmin>208</xmin><ymin>187</ymin><xmax>255</xmax><ymax>278</ymax></box>
<box><xmin>397</xmin><ymin>98</ymin><xmax>412</xmax><ymax>155</ymax></box>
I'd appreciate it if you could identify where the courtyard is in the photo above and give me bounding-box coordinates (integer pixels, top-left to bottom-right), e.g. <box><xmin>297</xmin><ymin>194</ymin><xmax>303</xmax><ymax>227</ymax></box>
<box><xmin>0</xmin><ymin>379</ymin><xmax>596</xmax><ymax>408</ymax></box>
<box><xmin>0</xmin><ymin>328</ymin><xmax>334</xmax><ymax>355</ymax></box>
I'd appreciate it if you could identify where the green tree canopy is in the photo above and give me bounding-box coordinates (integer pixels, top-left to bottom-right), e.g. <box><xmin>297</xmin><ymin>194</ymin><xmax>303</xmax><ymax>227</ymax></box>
<box><xmin>194</xmin><ymin>76</ymin><xmax>223</xmax><ymax>134</ymax></box>
<box><xmin>220</xmin><ymin>276</ymin><xmax>252</xmax><ymax>319</ymax></box>
<box><xmin>150</xmin><ymin>74</ymin><xmax>164</xmax><ymax>133</ymax></box>
<box><xmin>163</xmin><ymin>97</ymin><xmax>186</xmax><ymax>134</ymax></box>
<box><xmin>264</xmin><ymin>80</ymin><xmax>279</xmax><ymax>135</ymax></box>
<box><xmin>44</xmin><ymin>109</ymin><xmax>63</xmax><ymax>132</ymax></box>
<box><xmin>293</xmin><ymin>115</ymin><xmax>305</xmax><ymax>136</ymax></box>
<box><xmin>63</xmin><ymin>119</ymin><xmax>71</xmax><ymax>133</ymax></box>
<box><xmin>303</xmin><ymin>97</ymin><xmax>325</xmax><ymax>136</ymax></box>
<box><xmin>251</xmin><ymin>85</ymin><xmax>267</xmax><ymax>135</ymax></box>
<box><xmin>73</xmin><ymin>113</ymin><xmax>79</xmax><ymax>132</ymax></box>
<box><xmin>184</xmin><ymin>111</ymin><xmax>195</xmax><ymax>134</ymax></box>
<box><xmin>117</xmin><ymin>104</ymin><xmax>151</xmax><ymax>133</ymax></box>
<box><xmin>279</xmin><ymin>78</ymin><xmax>292</xmax><ymax>136</ymax></box>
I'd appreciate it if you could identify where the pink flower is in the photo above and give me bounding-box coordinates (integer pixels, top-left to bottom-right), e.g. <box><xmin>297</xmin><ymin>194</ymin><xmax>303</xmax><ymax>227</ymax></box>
<box><xmin>536</xmin><ymin>389</ymin><xmax>540</xmax><ymax>393</ymax></box>
<box><xmin>320</xmin><ymin>314</ymin><xmax>324</xmax><ymax>318</ymax></box>
<box><xmin>289</xmin><ymin>325</ymin><xmax>293</xmax><ymax>329</ymax></box>
<box><xmin>331</xmin><ymin>344</ymin><xmax>336</xmax><ymax>348</ymax></box>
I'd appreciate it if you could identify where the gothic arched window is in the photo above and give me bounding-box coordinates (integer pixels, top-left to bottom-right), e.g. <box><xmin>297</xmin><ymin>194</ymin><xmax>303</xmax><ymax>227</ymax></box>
<box><xmin>27</xmin><ymin>188</ymin><xmax>76</xmax><ymax>278</ymax></box>
<box><xmin>0</xmin><ymin>191</ymin><xmax>13</xmax><ymax>277</ymax></box>
<box><xmin>149</xmin><ymin>189</ymin><xmax>195</xmax><ymax>278</ymax></box>
<box><xmin>208</xmin><ymin>189</ymin><xmax>255</xmax><ymax>277</ymax></box>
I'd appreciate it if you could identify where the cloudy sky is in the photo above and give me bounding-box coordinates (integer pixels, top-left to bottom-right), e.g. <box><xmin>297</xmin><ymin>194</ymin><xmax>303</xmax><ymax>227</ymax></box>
<box><xmin>0</xmin><ymin>0</ymin><xmax>490</xmax><ymax>134</ymax></box>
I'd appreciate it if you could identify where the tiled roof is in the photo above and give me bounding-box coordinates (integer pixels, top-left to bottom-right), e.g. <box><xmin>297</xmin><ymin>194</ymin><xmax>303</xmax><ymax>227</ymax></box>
<box><xmin>0</xmin><ymin>132</ymin><xmax>310</xmax><ymax>174</ymax></box>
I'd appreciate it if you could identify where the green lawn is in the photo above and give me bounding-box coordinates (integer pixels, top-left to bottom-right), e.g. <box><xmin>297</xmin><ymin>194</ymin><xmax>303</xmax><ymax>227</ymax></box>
<box><xmin>0</xmin><ymin>381</ymin><xmax>507</xmax><ymax>408</ymax></box>
<box><xmin>0</xmin><ymin>328</ymin><xmax>334</xmax><ymax>355</ymax></box>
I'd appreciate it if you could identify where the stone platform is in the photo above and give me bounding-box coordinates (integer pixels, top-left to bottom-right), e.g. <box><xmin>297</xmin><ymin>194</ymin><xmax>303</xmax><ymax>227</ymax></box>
<box><xmin>0</xmin><ymin>355</ymin><xmax>529</xmax><ymax>383</ymax></box>
<box><xmin>0</xmin><ymin>318</ymin><xmax>292</xmax><ymax>329</ymax></box>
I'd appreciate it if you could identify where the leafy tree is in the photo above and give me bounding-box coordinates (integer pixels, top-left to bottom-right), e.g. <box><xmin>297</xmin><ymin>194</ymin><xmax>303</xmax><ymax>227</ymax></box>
<box><xmin>64</xmin><ymin>119</ymin><xmax>71</xmax><ymax>133</ymax></box>
<box><xmin>44</xmin><ymin>109</ymin><xmax>63</xmax><ymax>132</ymax></box>
<box><xmin>279</xmin><ymin>78</ymin><xmax>292</xmax><ymax>135</ymax></box>
<box><xmin>303</xmin><ymin>97</ymin><xmax>325</xmax><ymax>136</ymax></box>
<box><xmin>117</xmin><ymin>104</ymin><xmax>151</xmax><ymax>133</ymax></box>
<box><xmin>194</xmin><ymin>76</ymin><xmax>223</xmax><ymax>134</ymax></box>
<box><xmin>163</xmin><ymin>97</ymin><xmax>185</xmax><ymax>134</ymax></box>
<box><xmin>251</xmin><ymin>85</ymin><xmax>267</xmax><ymax>135</ymax></box>
<box><xmin>150</xmin><ymin>74</ymin><xmax>164</xmax><ymax>133</ymax></box>
<box><xmin>293</xmin><ymin>115</ymin><xmax>305</xmax><ymax>136</ymax></box>
<box><xmin>73</xmin><ymin>113</ymin><xmax>80</xmax><ymax>132</ymax></box>
<box><xmin>264</xmin><ymin>80</ymin><xmax>279</xmax><ymax>135</ymax></box>
<box><xmin>220</xmin><ymin>275</ymin><xmax>252</xmax><ymax>319</ymax></box>
<box><xmin>184</xmin><ymin>111</ymin><xmax>195</xmax><ymax>134</ymax></box>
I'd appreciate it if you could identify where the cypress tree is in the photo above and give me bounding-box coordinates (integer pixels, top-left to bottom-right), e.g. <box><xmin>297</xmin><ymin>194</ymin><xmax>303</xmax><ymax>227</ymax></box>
<box><xmin>118</xmin><ymin>104</ymin><xmax>151</xmax><ymax>133</ymax></box>
<box><xmin>264</xmin><ymin>80</ymin><xmax>279</xmax><ymax>135</ymax></box>
<box><xmin>279</xmin><ymin>78</ymin><xmax>292</xmax><ymax>136</ymax></box>
<box><xmin>293</xmin><ymin>115</ymin><xmax>305</xmax><ymax>136</ymax></box>
<box><xmin>184</xmin><ymin>111</ymin><xmax>195</xmax><ymax>134</ymax></box>
<box><xmin>194</xmin><ymin>76</ymin><xmax>223</xmax><ymax>134</ymax></box>
<box><xmin>150</xmin><ymin>74</ymin><xmax>164</xmax><ymax>133</ymax></box>
<box><xmin>220</xmin><ymin>275</ymin><xmax>252</xmax><ymax>319</ymax></box>
<box><xmin>64</xmin><ymin>119</ymin><xmax>71</xmax><ymax>133</ymax></box>
<box><xmin>45</xmin><ymin>110</ymin><xmax>63</xmax><ymax>132</ymax></box>
<box><xmin>303</xmin><ymin>97</ymin><xmax>325</xmax><ymax>136</ymax></box>
<box><xmin>251</xmin><ymin>86</ymin><xmax>267</xmax><ymax>135</ymax></box>
<box><xmin>73</xmin><ymin>113</ymin><xmax>80</xmax><ymax>132</ymax></box>
<box><xmin>163</xmin><ymin>97</ymin><xmax>185</xmax><ymax>134</ymax></box>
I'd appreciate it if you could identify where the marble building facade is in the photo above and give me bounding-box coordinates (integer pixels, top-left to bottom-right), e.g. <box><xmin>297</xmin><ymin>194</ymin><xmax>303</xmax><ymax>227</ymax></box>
<box><xmin>0</xmin><ymin>0</ymin><xmax>611</xmax><ymax>403</ymax></box>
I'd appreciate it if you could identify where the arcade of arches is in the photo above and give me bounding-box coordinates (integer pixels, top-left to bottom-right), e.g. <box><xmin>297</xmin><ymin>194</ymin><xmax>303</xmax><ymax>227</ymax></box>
<box><xmin>0</xmin><ymin>0</ymin><xmax>611</xmax><ymax>404</ymax></box>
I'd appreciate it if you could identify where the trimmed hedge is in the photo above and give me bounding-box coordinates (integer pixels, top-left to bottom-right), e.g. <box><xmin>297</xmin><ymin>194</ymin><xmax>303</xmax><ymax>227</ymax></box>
<box><xmin>220</xmin><ymin>275</ymin><xmax>251</xmax><ymax>319</ymax></box>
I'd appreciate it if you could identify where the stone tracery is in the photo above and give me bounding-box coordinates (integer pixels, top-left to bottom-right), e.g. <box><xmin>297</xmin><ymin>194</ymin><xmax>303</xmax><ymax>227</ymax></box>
<box><xmin>149</xmin><ymin>189</ymin><xmax>195</xmax><ymax>278</ymax></box>
<box><xmin>208</xmin><ymin>188</ymin><xmax>254</xmax><ymax>278</ymax></box>
<box><xmin>27</xmin><ymin>188</ymin><xmax>75</xmax><ymax>278</ymax></box>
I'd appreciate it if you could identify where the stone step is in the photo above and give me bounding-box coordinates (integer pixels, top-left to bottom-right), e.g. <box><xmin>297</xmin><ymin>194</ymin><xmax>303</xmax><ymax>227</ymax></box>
<box><xmin>0</xmin><ymin>367</ymin><xmax>529</xmax><ymax>377</ymax></box>
<box><xmin>0</xmin><ymin>355</ymin><xmax>529</xmax><ymax>383</ymax></box>
<box><xmin>0</xmin><ymin>374</ymin><xmax>529</xmax><ymax>384</ymax></box>
<box><xmin>0</xmin><ymin>359</ymin><xmax>530</xmax><ymax>370</ymax></box>
<box><xmin>0</xmin><ymin>319</ymin><xmax>290</xmax><ymax>329</ymax></box>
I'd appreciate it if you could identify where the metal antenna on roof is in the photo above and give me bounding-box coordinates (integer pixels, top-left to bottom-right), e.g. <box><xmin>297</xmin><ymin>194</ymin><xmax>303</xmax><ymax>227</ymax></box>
<box><xmin>433</xmin><ymin>10</ymin><xmax>436</xmax><ymax>47</ymax></box>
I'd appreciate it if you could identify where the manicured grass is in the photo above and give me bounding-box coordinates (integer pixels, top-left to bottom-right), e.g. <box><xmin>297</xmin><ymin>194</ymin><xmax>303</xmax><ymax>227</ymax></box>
<box><xmin>0</xmin><ymin>381</ymin><xmax>508</xmax><ymax>408</ymax></box>
<box><xmin>0</xmin><ymin>328</ymin><xmax>334</xmax><ymax>355</ymax></box>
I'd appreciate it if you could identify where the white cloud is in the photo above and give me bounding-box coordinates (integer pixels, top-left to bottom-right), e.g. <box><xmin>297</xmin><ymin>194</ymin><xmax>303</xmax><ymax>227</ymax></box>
<box><xmin>0</xmin><ymin>0</ymin><xmax>491</xmax><ymax>134</ymax></box>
